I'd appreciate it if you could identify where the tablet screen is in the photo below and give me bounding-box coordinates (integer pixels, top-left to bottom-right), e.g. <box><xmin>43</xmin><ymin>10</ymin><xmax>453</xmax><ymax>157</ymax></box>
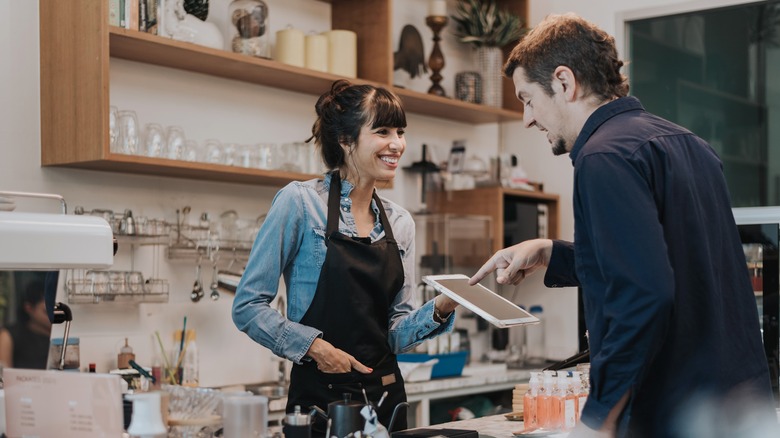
<box><xmin>424</xmin><ymin>275</ymin><xmax>538</xmax><ymax>327</ymax></box>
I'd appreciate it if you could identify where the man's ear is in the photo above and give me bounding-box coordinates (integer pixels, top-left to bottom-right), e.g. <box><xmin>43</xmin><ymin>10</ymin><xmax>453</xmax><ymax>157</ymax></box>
<box><xmin>553</xmin><ymin>66</ymin><xmax>578</xmax><ymax>101</ymax></box>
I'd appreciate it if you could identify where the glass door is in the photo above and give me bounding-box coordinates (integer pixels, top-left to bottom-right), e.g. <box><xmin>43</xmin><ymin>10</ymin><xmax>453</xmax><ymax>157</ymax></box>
<box><xmin>627</xmin><ymin>1</ymin><xmax>780</xmax><ymax>207</ymax></box>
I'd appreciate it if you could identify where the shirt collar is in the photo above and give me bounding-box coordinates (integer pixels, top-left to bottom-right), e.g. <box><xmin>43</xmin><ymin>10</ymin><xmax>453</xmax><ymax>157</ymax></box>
<box><xmin>569</xmin><ymin>96</ymin><xmax>645</xmax><ymax>164</ymax></box>
<box><xmin>323</xmin><ymin>171</ymin><xmax>380</xmax><ymax>216</ymax></box>
<box><xmin>323</xmin><ymin>171</ymin><xmax>355</xmax><ymax>198</ymax></box>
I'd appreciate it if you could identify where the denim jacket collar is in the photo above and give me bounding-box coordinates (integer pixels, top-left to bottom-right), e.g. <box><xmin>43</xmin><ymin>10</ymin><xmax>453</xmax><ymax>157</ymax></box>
<box><xmin>323</xmin><ymin>171</ymin><xmax>381</xmax><ymax>219</ymax></box>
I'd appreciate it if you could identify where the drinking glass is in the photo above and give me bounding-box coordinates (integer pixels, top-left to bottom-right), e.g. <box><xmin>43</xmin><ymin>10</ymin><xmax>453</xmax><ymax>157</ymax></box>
<box><xmin>142</xmin><ymin>123</ymin><xmax>166</xmax><ymax>157</ymax></box>
<box><xmin>222</xmin><ymin>143</ymin><xmax>238</xmax><ymax>166</ymax></box>
<box><xmin>235</xmin><ymin>144</ymin><xmax>258</xmax><ymax>168</ymax></box>
<box><xmin>109</xmin><ymin>106</ymin><xmax>119</xmax><ymax>152</ymax></box>
<box><xmin>108</xmin><ymin>270</ymin><xmax>126</xmax><ymax>295</ymax></box>
<box><xmin>306</xmin><ymin>142</ymin><xmax>324</xmax><ymax>175</ymax></box>
<box><xmin>203</xmin><ymin>139</ymin><xmax>224</xmax><ymax>164</ymax></box>
<box><xmin>87</xmin><ymin>270</ymin><xmax>109</xmax><ymax>296</ymax></box>
<box><xmin>116</xmin><ymin>110</ymin><xmax>140</xmax><ymax>155</ymax></box>
<box><xmin>257</xmin><ymin>143</ymin><xmax>275</xmax><ymax>169</ymax></box>
<box><xmin>126</xmin><ymin>271</ymin><xmax>145</xmax><ymax>294</ymax></box>
<box><xmin>165</xmin><ymin>126</ymin><xmax>186</xmax><ymax>160</ymax></box>
<box><xmin>278</xmin><ymin>142</ymin><xmax>302</xmax><ymax>172</ymax></box>
<box><xmin>182</xmin><ymin>140</ymin><xmax>201</xmax><ymax>162</ymax></box>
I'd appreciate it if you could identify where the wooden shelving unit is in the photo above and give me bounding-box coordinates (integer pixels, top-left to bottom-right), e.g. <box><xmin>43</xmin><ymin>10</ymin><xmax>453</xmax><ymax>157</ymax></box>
<box><xmin>39</xmin><ymin>0</ymin><xmax>528</xmax><ymax>187</ymax></box>
<box><xmin>427</xmin><ymin>186</ymin><xmax>559</xmax><ymax>253</ymax></box>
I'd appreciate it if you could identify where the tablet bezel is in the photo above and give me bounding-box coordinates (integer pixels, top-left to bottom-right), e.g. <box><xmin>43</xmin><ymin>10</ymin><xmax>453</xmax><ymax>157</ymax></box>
<box><xmin>423</xmin><ymin>274</ymin><xmax>540</xmax><ymax>328</ymax></box>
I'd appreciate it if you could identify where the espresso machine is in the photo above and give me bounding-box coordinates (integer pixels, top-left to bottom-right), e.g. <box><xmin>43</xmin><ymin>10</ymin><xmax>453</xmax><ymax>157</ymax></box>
<box><xmin>0</xmin><ymin>190</ymin><xmax>115</xmax><ymax>367</ymax></box>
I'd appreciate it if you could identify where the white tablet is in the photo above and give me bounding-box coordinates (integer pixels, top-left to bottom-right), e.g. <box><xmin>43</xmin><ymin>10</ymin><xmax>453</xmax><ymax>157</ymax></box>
<box><xmin>423</xmin><ymin>274</ymin><xmax>540</xmax><ymax>328</ymax></box>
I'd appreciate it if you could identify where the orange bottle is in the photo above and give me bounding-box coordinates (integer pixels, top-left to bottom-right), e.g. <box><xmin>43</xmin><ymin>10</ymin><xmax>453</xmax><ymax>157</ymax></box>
<box><xmin>572</xmin><ymin>370</ymin><xmax>589</xmax><ymax>423</ymax></box>
<box><xmin>537</xmin><ymin>371</ymin><xmax>556</xmax><ymax>430</ymax></box>
<box><xmin>523</xmin><ymin>372</ymin><xmax>541</xmax><ymax>431</ymax></box>
<box><xmin>553</xmin><ymin>375</ymin><xmax>577</xmax><ymax>431</ymax></box>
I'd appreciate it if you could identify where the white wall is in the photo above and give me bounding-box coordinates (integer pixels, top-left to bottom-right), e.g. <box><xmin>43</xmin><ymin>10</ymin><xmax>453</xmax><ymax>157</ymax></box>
<box><xmin>0</xmin><ymin>0</ymin><xmax>722</xmax><ymax>386</ymax></box>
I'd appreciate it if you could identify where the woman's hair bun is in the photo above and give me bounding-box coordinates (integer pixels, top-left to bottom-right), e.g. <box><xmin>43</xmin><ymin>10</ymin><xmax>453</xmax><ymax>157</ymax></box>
<box><xmin>315</xmin><ymin>79</ymin><xmax>352</xmax><ymax>116</ymax></box>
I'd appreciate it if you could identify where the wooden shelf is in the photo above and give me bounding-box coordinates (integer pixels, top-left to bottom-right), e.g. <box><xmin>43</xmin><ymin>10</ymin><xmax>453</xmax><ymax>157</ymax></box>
<box><xmin>109</xmin><ymin>28</ymin><xmax>522</xmax><ymax>124</ymax></box>
<box><xmin>39</xmin><ymin>0</ymin><xmax>527</xmax><ymax>187</ymax></box>
<box><xmin>110</xmin><ymin>27</ymin><xmax>350</xmax><ymax>97</ymax></box>
<box><xmin>68</xmin><ymin>153</ymin><xmax>319</xmax><ymax>186</ymax></box>
<box><xmin>393</xmin><ymin>87</ymin><xmax>521</xmax><ymax>123</ymax></box>
<box><xmin>427</xmin><ymin>186</ymin><xmax>559</xmax><ymax>253</ymax></box>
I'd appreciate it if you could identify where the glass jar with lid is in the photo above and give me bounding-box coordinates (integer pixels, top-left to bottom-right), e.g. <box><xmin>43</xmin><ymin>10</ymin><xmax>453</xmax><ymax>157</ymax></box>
<box><xmin>228</xmin><ymin>0</ymin><xmax>270</xmax><ymax>58</ymax></box>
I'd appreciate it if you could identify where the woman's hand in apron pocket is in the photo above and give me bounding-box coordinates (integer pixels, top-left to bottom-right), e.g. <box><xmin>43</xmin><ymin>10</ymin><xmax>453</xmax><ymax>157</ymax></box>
<box><xmin>307</xmin><ymin>338</ymin><xmax>373</xmax><ymax>374</ymax></box>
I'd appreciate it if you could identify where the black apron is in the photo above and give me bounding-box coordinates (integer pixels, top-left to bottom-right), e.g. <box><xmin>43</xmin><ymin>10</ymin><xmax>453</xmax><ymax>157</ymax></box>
<box><xmin>286</xmin><ymin>172</ymin><xmax>408</xmax><ymax>435</ymax></box>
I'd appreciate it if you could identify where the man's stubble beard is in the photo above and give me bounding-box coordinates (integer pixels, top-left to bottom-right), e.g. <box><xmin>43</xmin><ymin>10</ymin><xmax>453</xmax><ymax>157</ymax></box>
<box><xmin>552</xmin><ymin>138</ymin><xmax>568</xmax><ymax>156</ymax></box>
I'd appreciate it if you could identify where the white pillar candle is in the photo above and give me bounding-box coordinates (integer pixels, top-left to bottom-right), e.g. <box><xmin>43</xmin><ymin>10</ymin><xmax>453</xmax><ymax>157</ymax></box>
<box><xmin>305</xmin><ymin>33</ymin><xmax>328</xmax><ymax>72</ymax></box>
<box><xmin>274</xmin><ymin>28</ymin><xmax>305</xmax><ymax>67</ymax></box>
<box><xmin>323</xmin><ymin>30</ymin><xmax>357</xmax><ymax>78</ymax></box>
<box><xmin>429</xmin><ymin>0</ymin><xmax>447</xmax><ymax>17</ymax></box>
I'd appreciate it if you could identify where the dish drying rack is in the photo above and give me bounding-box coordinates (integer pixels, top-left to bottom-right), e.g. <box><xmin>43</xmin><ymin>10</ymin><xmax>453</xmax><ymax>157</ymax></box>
<box><xmin>66</xmin><ymin>232</ymin><xmax>171</xmax><ymax>304</ymax></box>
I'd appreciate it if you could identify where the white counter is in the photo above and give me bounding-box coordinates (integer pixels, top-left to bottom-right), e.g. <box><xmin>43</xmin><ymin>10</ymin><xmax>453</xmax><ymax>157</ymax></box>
<box><xmin>416</xmin><ymin>414</ymin><xmax>528</xmax><ymax>437</ymax></box>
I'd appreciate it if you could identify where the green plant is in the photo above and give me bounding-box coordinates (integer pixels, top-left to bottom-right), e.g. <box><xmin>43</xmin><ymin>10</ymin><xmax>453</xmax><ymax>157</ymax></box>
<box><xmin>451</xmin><ymin>0</ymin><xmax>525</xmax><ymax>48</ymax></box>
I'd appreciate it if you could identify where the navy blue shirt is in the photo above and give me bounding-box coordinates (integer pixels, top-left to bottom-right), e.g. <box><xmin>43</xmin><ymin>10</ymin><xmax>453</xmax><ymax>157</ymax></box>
<box><xmin>544</xmin><ymin>97</ymin><xmax>774</xmax><ymax>437</ymax></box>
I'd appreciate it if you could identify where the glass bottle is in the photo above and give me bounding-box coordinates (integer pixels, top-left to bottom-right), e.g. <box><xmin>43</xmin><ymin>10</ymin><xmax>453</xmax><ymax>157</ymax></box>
<box><xmin>537</xmin><ymin>370</ymin><xmax>556</xmax><ymax>430</ymax></box>
<box><xmin>571</xmin><ymin>371</ymin><xmax>586</xmax><ymax>423</ymax></box>
<box><xmin>181</xmin><ymin>330</ymin><xmax>199</xmax><ymax>387</ymax></box>
<box><xmin>523</xmin><ymin>372</ymin><xmax>540</xmax><ymax>431</ymax></box>
<box><xmin>118</xmin><ymin>337</ymin><xmax>135</xmax><ymax>369</ymax></box>
<box><xmin>553</xmin><ymin>374</ymin><xmax>577</xmax><ymax>432</ymax></box>
<box><xmin>228</xmin><ymin>0</ymin><xmax>270</xmax><ymax>58</ymax></box>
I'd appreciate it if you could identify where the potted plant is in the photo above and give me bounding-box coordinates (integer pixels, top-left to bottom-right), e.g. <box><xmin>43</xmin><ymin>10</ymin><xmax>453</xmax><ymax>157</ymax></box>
<box><xmin>451</xmin><ymin>0</ymin><xmax>525</xmax><ymax>107</ymax></box>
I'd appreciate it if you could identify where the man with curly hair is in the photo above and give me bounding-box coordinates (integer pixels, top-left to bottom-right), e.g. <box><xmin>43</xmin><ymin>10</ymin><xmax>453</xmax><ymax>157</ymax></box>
<box><xmin>470</xmin><ymin>13</ymin><xmax>777</xmax><ymax>438</ymax></box>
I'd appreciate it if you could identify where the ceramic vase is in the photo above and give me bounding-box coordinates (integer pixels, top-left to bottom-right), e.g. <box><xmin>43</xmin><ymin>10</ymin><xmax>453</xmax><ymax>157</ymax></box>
<box><xmin>477</xmin><ymin>46</ymin><xmax>503</xmax><ymax>108</ymax></box>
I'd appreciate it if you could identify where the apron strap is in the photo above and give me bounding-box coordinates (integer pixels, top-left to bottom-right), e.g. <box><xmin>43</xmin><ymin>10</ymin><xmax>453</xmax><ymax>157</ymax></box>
<box><xmin>326</xmin><ymin>171</ymin><xmax>342</xmax><ymax>239</ymax></box>
<box><xmin>373</xmin><ymin>190</ymin><xmax>396</xmax><ymax>245</ymax></box>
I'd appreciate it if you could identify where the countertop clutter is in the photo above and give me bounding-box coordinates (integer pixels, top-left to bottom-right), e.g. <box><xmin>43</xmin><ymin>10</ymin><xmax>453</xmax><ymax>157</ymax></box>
<box><xmin>420</xmin><ymin>414</ymin><xmax>567</xmax><ymax>438</ymax></box>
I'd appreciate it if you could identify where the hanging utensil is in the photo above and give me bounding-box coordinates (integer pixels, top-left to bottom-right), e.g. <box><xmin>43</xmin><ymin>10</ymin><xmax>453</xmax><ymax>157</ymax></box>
<box><xmin>209</xmin><ymin>256</ymin><xmax>220</xmax><ymax>301</ymax></box>
<box><xmin>191</xmin><ymin>257</ymin><xmax>203</xmax><ymax>302</ymax></box>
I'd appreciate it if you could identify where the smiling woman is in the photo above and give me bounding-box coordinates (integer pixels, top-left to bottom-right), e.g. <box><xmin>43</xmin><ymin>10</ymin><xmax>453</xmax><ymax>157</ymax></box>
<box><xmin>232</xmin><ymin>79</ymin><xmax>460</xmax><ymax>435</ymax></box>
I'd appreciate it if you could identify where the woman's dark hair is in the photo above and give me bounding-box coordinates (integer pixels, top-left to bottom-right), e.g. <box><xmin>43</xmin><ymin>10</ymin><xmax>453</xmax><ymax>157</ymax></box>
<box><xmin>17</xmin><ymin>280</ymin><xmax>45</xmax><ymax>324</ymax></box>
<box><xmin>309</xmin><ymin>79</ymin><xmax>406</xmax><ymax>170</ymax></box>
<box><xmin>503</xmin><ymin>13</ymin><xmax>629</xmax><ymax>101</ymax></box>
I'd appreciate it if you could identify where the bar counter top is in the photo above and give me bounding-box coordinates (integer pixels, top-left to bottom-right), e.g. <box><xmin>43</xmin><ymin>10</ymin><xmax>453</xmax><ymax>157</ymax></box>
<box><xmin>410</xmin><ymin>413</ymin><xmax>568</xmax><ymax>438</ymax></box>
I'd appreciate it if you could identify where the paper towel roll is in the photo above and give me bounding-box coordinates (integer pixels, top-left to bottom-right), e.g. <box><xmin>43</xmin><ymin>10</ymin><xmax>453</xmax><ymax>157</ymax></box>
<box><xmin>324</xmin><ymin>30</ymin><xmax>357</xmax><ymax>78</ymax></box>
<box><xmin>305</xmin><ymin>34</ymin><xmax>328</xmax><ymax>72</ymax></box>
<box><xmin>275</xmin><ymin>28</ymin><xmax>305</xmax><ymax>67</ymax></box>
